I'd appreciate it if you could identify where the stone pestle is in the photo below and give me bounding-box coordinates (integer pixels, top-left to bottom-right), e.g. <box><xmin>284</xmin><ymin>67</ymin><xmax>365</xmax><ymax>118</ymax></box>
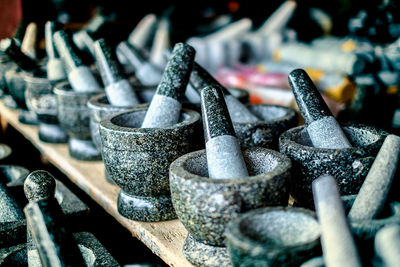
<box><xmin>312</xmin><ymin>174</ymin><xmax>362</xmax><ymax>267</ymax></box>
<box><xmin>288</xmin><ymin>68</ymin><xmax>352</xmax><ymax>149</ymax></box>
<box><xmin>45</xmin><ymin>21</ymin><xmax>67</xmax><ymax>83</ymax></box>
<box><xmin>127</xmin><ymin>13</ymin><xmax>157</xmax><ymax>50</ymax></box>
<box><xmin>23</xmin><ymin>170</ymin><xmax>87</xmax><ymax>267</ymax></box>
<box><xmin>53</xmin><ymin>29</ymin><xmax>101</xmax><ymax>93</ymax></box>
<box><xmin>200</xmin><ymin>85</ymin><xmax>249</xmax><ymax>179</ymax></box>
<box><xmin>20</xmin><ymin>22</ymin><xmax>38</xmax><ymax>59</ymax></box>
<box><xmin>93</xmin><ymin>38</ymin><xmax>140</xmax><ymax>106</ymax></box>
<box><xmin>141</xmin><ymin>42</ymin><xmax>195</xmax><ymax>128</ymax></box>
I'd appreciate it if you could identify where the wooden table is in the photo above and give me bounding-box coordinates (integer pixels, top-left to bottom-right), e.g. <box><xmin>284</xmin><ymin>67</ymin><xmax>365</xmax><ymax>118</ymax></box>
<box><xmin>0</xmin><ymin>100</ymin><xmax>193</xmax><ymax>267</ymax></box>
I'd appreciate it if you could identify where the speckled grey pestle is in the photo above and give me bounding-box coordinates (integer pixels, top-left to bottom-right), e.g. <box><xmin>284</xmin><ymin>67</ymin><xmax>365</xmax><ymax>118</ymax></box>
<box><xmin>93</xmin><ymin>38</ymin><xmax>140</xmax><ymax>106</ymax></box>
<box><xmin>289</xmin><ymin>68</ymin><xmax>351</xmax><ymax>149</ymax></box>
<box><xmin>348</xmin><ymin>134</ymin><xmax>400</xmax><ymax>221</ymax></box>
<box><xmin>201</xmin><ymin>85</ymin><xmax>249</xmax><ymax>179</ymax></box>
<box><xmin>169</xmin><ymin>147</ymin><xmax>291</xmax><ymax>266</ymax></box>
<box><xmin>117</xmin><ymin>41</ymin><xmax>163</xmax><ymax>86</ymax></box>
<box><xmin>45</xmin><ymin>21</ymin><xmax>66</xmax><ymax>83</ymax></box>
<box><xmin>224</xmin><ymin>207</ymin><xmax>321</xmax><ymax>267</ymax></box>
<box><xmin>190</xmin><ymin>62</ymin><xmax>259</xmax><ymax>123</ymax></box>
<box><xmin>141</xmin><ymin>42</ymin><xmax>195</xmax><ymax>128</ymax></box>
<box><xmin>54</xmin><ymin>81</ymin><xmax>103</xmax><ymax>160</ymax></box>
<box><xmin>53</xmin><ymin>30</ymin><xmax>100</xmax><ymax>92</ymax></box>
<box><xmin>100</xmin><ymin>105</ymin><xmax>202</xmax><ymax>221</ymax></box>
<box><xmin>374</xmin><ymin>224</ymin><xmax>400</xmax><ymax>267</ymax></box>
<box><xmin>312</xmin><ymin>174</ymin><xmax>362</xmax><ymax>267</ymax></box>
<box><xmin>24</xmin><ymin>170</ymin><xmax>56</xmax><ymax>202</ymax></box>
<box><xmin>279</xmin><ymin>123</ymin><xmax>387</xmax><ymax>208</ymax></box>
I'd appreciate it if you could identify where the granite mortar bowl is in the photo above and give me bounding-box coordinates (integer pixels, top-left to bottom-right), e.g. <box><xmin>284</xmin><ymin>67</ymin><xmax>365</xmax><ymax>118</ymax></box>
<box><xmin>24</xmin><ymin>74</ymin><xmax>68</xmax><ymax>143</ymax></box>
<box><xmin>99</xmin><ymin>106</ymin><xmax>202</xmax><ymax>222</ymax></box>
<box><xmin>342</xmin><ymin>194</ymin><xmax>400</xmax><ymax>240</ymax></box>
<box><xmin>233</xmin><ymin>104</ymin><xmax>298</xmax><ymax>149</ymax></box>
<box><xmin>4</xmin><ymin>66</ymin><xmax>29</xmax><ymax>109</ymax></box>
<box><xmin>169</xmin><ymin>147</ymin><xmax>292</xmax><ymax>267</ymax></box>
<box><xmin>279</xmin><ymin>123</ymin><xmax>388</xmax><ymax>208</ymax></box>
<box><xmin>224</xmin><ymin>207</ymin><xmax>321</xmax><ymax>267</ymax></box>
<box><xmin>54</xmin><ymin>81</ymin><xmax>103</xmax><ymax>160</ymax></box>
<box><xmin>87</xmin><ymin>84</ymin><xmax>157</xmax><ymax>151</ymax></box>
<box><xmin>0</xmin><ymin>58</ymin><xmax>13</xmax><ymax>96</ymax></box>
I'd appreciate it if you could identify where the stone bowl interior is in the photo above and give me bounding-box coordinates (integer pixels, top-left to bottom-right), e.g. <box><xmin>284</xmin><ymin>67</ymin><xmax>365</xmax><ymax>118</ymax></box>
<box><xmin>237</xmin><ymin>208</ymin><xmax>320</xmax><ymax>248</ymax></box>
<box><xmin>54</xmin><ymin>81</ymin><xmax>103</xmax><ymax>105</ymax></box>
<box><xmin>240</xmin><ymin>104</ymin><xmax>295</xmax><ymax>125</ymax></box>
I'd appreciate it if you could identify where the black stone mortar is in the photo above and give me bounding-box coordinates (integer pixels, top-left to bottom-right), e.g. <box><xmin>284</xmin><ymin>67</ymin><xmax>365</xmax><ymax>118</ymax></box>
<box><xmin>24</xmin><ymin>74</ymin><xmax>68</xmax><ymax>143</ymax></box>
<box><xmin>342</xmin><ymin>195</ymin><xmax>400</xmax><ymax>240</ymax></box>
<box><xmin>169</xmin><ymin>147</ymin><xmax>292</xmax><ymax>267</ymax></box>
<box><xmin>54</xmin><ymin>81</ymin><xmax>103</xmax><ymax>161</ymax></box>
<box><xmin>279</xmin><ymin>123</ymin><xmax>388</xmax><ymax>208</ymax></box>
<box><xmin>233</xmin><ymin>104</ymin><xmax>298</xmax><ymax>149</ymax></box>
<box><xmin>99</xmin><ymin>106</ymin><xmax>202</xmax><ymax>222</ymax></box>
<box><xmin>4</xmin><ymin>66</ymin><xmax>37</xmax><ymax>125</ymax></box>
<box><xmin>0</xmin><ymin>165</ymin><xmax>89</xmax><ymax>248</ymax></box>
<box><xmin>0</xmin><ymin>232</ymin><xmax>120</xmax><ymax>266</ymax></box>
<box><xmin>224</xmin><ymin>207</ymin><xmax>321</xmax><ymax>267</ymax></box>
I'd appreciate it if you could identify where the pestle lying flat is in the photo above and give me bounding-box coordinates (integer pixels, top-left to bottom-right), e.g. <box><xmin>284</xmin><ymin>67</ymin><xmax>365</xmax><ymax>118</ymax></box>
<box><xmin>289</xmin><ymin>68</ymin><xmax>351</xmax><ymax>149</ymax></box>
<box><xmin>190</xmin><ymin>62</ymin><xmax>260</xmax><ymax>123</ymax></box>
<box><xmin>93</xmin><ymin>38</ymin><xmax>140</xmax><ymax>106</ymax></box>
<box><xmin>141</xmin><ymin>42</ymin><xmax>195</xmax><ymax>128</ymax></box>
<box><xmin>313</xmin><ymin>174</ymin><xmax>361</xmax><ymax>267</ymax></box>
<box><xmin>201</xmin><ymin>85</ymin><xmax>249</xmax><ymax>179</ymax></box>
<box><xmin>349</xmin><ymin>134</ymin><xmax>400</xmax><ymax>220</ymax></box>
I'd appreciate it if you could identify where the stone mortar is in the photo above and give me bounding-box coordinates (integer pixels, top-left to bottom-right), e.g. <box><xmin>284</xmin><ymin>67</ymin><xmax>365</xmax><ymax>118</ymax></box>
<box><xmin>99</xmin><ymin>106</ymin><xmax>202</xmax><ymax>221</ymax></box>
<box><xmin>233</xmin><ymin>104</ymin><xmax>298</xmax><ymax>149</ymax></box>
<box><xmin>342</xmin><ymin>194</ymin><xmax>400</xmax><ymax>240</ymax></box>
<box><xmin>279</xmin><ymin>123</ymin><xmax>388</xmax><ymax>208</ymax></box>
<box><xmin>24</xmin><ymin>74</ymin><xmax>68</xmax><ymax>143</ymax></box>
<box><xmin>169</xmin><ymin>147</ymin><xmax>292</xmax><ymax>266</ymax></box>
<box><xmin>224</xmin><ymin>206</ymin><xmax>321</xmax><ymax>267</ymax></box>
<box><xmin>54</xmin><ymin>81</ymin><xmax>103</xmax><ymax>160</ymax></box>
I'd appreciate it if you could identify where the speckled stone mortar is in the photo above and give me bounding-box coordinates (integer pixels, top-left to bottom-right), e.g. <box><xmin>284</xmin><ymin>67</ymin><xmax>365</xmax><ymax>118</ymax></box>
<box><xmin>224</xmin><ymin>207</ymin><xmax>321</xmax><ymax>267</ymax></box>
<box><xmin>169</xmin><ymin>147</ymin><xmax>292</xmax><ymax>267</ymax></box>
<box><xmin>233</xmin><ymin>104</ymin><xmax>298</xmax><ymax>149</ymax></box>
<box><xmin>24</xmin><ymin>74</ymin><xmax>68</xmax><ymax>143</ymax></box>
<box><xmin>100</xmin><ymin>106</ymin><xmax>202</xmax><ymax>221</ymax></box>
<box><xmin>0</xmin><ymin>232</ymin><xmax>119</xmax><ymax>266</ymax></box>
<box><xmin>54</xmin><ymin>81</ymin><xmax>103</xmax><ymax>160</ymax></box>
<box><xmin>4</xmin><ymin>67</ymin><xmax>37</xmax><ymax>125</ymax></box>
<box><xmin>279</xmin><ymin>123</ymin><xmax>388</xmax><ymax>208</ymax></box>
<box><xmin>342</xmin><ymin>194</ymin><xmax>400</xmax><ymax>240</ymax></box>
<box><xmin>0</xmin><ymin>165</ymin><xmax>89</xmax><ymax>248</ymax></box>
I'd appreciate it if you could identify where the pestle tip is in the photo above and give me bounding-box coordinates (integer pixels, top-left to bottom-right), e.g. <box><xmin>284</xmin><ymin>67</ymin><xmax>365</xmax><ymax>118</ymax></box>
<box><xmin>24</xmin><ymin>170</ymin><xmax>56</xmax><ymax>202</ymax></box>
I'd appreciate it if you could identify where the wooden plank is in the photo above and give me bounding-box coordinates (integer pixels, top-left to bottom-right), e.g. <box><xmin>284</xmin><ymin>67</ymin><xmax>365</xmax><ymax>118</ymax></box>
<box><xmin>0</xmin><ymin>100</ymin><xmax>192</xmax><ymax>267</ymax></box>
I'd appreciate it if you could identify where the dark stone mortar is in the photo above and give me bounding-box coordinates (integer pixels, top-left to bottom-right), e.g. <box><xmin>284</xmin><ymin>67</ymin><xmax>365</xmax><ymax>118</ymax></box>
<box><xmin>224</xmin><ymin>207</ymin><xmax>321</xmax><ymax>267</ymax></box>
<box><xmin>100</xmin><ymin>106</ymin><xmax>202</xmax><ymax>221</ymax></box>
<box><xmin>169</xmin><ymin>147</ymin><xmax>292</xmax><ymax>266</ymax></box>
<box><xmin>24</xmin><ymin>74</ymin><xmax>68</xmax><ymax>143</ymax></box>
<box><xmin>342</xmin><ymin>194</ymin><xmax>400</xmax><ymax>240</ymax></box>
<box><xmin>0</xmin><ymin>165</ymin><xmax>89</xmax><ymax>248</ymax></box>
<box><xmin>233</xmin><ymin>104</ymin><xmax>298</xmax><ymax>149</ymax></box>
<box><xmin>279</xmin><ymin>123</ymin><xmax>388</xmax><ymax>208</ymax></box>
<box><xmin>54</xmin><ymin>81</ymin><xmax>103</xmax><ymax>160</ymax></box>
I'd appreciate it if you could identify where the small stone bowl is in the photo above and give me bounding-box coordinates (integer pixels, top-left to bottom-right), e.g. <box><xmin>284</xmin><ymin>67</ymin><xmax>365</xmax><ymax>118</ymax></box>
<box><xmin>279</xmin><ymin>123</ymin><xmax>388</xmax><ymax>208</ymax></box>
<box><xmin>234</xmin><ymin>104</ymin><xmax>298</xmax><ymax>149</ymax></box>
<box><xmin>99</xmin><ymin>106</ymin><xmax>202</xmax><ymax>222</ymax></box>
<box><xmin>24</xmin><ymin>74</ymin><xmax>68</xmax><ymax>143</ymax></box>
<box><xmin>4</xmin><ymin>67</ymin><xmax>37</xmax><ymax>125</ymax></box>
<box><xmin>342</xmin><ymin>195</ymin><xmax>400</xmax><ymax>240</ymax></box>
<box><xmin>54</xmin><ymin>81</ymin><xmax>103</xmax><ymax>161</ymax></box>
<box><xmin>224</xmin><ymin>207</ymin><xmax>321</xmax><ymax>267</ymax></box>
<box><xmin>169</xmin><ymin>147</ymin><xmax>292</xmax><ymax>267</ymax></box>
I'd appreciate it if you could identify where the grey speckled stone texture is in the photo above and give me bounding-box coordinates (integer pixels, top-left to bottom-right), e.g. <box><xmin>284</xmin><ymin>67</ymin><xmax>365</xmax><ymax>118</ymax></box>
<box><xmin>225</xmin><ymin>207</ymin><xmax>321</xmax><ymax>267</ymax></box>
<box><xmin>99</xmin><ymin>106</ymin><xmax>201</xmax><ymax>221</ymax></box>
<box><xmin>54</xmin><ymin>81</ymin><xmax>103</xmax><ymax>160</ymax></box>
<box><xmin>233</xmin><ymin>104</ymin><xmax>297</xmax><ymax>149</ymax></box>
<box><xmin>279</xmin><ymin>123</ymin><xmax>388</xmax><ymax>208</ymax></box>
<box><xmin>342</xmin><ymin>195</ymin><xmax>400</xmax><ymax>240</ymax></box>
<box><xmin>169</xmin><ymin>147</ymin><xmax>291</xmax><ymax>266</ymax></box>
